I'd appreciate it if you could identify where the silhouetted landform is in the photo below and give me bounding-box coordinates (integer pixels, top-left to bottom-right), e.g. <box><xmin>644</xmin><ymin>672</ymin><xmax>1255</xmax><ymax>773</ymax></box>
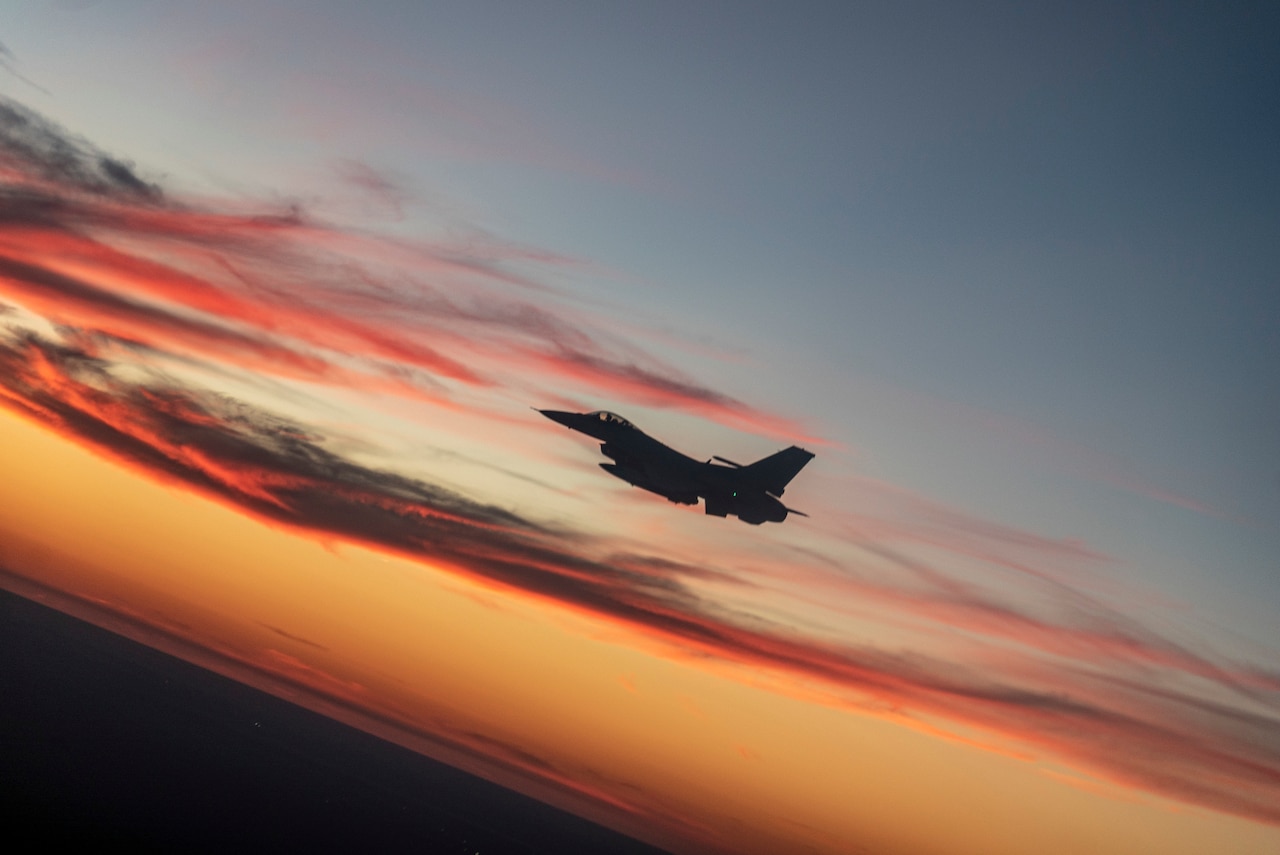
<box><xmin>539</xmin><ymin>409</ymin><xmax>813</xmax><ymax>524</ymax></box>
<box><xmin>0</xmin><ymin>587</ymin><xmax>668</xmax><ymax>855</ymax></box>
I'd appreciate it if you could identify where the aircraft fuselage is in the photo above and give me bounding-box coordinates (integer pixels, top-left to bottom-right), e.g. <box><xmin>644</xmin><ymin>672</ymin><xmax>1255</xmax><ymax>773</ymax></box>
<box><xmin>539</xmin><ymin>409</ymin><xmax>812</xmax><ymax>524</ymax></box>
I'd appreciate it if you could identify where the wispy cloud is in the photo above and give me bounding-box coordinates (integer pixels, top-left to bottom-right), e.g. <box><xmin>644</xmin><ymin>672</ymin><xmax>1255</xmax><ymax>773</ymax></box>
<box><xmin>0</xmin><ymin>96</ymin><xmax>808</xmax><ymax>440</ymax></box>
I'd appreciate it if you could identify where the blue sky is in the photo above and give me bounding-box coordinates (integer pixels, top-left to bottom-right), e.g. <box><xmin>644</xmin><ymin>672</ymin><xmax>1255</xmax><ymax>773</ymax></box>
<box><xmin>2</xmin><ymin>3</ymin><xmax>1278</xmax><ymax>852</ymax></box>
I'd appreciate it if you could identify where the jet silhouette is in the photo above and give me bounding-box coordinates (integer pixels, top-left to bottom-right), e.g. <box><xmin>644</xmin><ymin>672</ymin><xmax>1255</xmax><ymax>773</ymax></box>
<box><xmin>539</xmin><ymin>409</ymin><xmax>814</xmax><ymax>524</ymax></box>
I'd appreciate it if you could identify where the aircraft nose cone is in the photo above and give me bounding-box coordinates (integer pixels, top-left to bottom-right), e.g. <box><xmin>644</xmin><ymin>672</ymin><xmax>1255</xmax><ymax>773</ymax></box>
<box><xmin>538</xmin><ymin>409</ymin><xmax>577</xmax><ymax>428</ymax></box>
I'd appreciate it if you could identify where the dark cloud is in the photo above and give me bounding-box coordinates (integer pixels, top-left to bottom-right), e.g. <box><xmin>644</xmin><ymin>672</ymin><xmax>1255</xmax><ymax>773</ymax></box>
<box><xmin>0</xmin><ymin>99</ymin><xmax>158</xmax><ymax>200</ymax></box>
<box><xmin>97</xmin><ymin>157</ymin><xmax>157</xmax><ymax>199</ymax></box>
<box><xmin>0</xmin><ymin>330</ymin><xmax>708</xmax><ymax>612</ymax></box>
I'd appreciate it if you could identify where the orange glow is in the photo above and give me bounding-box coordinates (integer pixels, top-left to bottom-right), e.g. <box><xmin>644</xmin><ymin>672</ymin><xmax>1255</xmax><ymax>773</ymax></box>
<box><xmin>3</xmin><ymin>406</ymin><xmax>1278</xmax><ymax>855</ymax></box>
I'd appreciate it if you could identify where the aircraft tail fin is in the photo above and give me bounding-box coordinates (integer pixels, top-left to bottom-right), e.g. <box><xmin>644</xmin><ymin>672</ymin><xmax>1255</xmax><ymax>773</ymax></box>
<box><xmin>741</xmin><ymin>446</ymin><xmax>814</xmax><ymax>497</ymax></box>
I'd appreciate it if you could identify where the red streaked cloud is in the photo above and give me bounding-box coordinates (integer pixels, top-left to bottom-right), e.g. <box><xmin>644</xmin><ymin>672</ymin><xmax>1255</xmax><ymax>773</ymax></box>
<box><xmin>0</xmin><ymin>95</ymin><xmax>810</xmax><ymax>443</ymax></box>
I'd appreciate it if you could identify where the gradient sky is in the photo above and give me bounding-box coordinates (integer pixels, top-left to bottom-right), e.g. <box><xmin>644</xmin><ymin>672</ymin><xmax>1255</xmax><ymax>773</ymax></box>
<box><xmin>1</xmin><ymin>3</ymin><xmax>1278</xmax><ymax>853</ymax></box>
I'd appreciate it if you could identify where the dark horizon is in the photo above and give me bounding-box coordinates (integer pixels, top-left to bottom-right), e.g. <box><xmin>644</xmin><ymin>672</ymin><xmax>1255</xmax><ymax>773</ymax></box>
<box><xmin>0</xmin><ymin>585</ymin><xmax>667</xmax><ymax>854</ymax></box>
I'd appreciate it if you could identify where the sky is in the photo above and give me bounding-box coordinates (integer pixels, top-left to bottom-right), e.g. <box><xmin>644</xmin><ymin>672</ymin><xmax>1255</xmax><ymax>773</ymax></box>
<box><xmin>1</xmin><ymin>2</ymin><xmax>1278</xmax><ymax>853</ymax></box>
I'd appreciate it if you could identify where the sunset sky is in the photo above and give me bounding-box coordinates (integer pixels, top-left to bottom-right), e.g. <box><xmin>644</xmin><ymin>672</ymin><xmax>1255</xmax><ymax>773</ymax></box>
<box><xmin>1</xmin><ymin>3</ymin><xmax>1278</xmax><ymax>853</ymax></box>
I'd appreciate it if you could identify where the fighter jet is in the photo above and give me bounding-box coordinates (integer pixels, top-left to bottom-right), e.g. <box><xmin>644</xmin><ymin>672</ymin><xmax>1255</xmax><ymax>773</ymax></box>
<box><xmin>538</xmin><ymin>409</ymin><xmax>814</xmax><ymax>524</ymax></box>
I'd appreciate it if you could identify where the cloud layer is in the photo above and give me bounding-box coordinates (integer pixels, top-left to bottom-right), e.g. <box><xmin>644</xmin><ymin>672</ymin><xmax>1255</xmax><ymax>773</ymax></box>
<box><xmin>1</xmin><ymin>96</ymin><xmax>1278</xmax><ymax>829</ymax></box>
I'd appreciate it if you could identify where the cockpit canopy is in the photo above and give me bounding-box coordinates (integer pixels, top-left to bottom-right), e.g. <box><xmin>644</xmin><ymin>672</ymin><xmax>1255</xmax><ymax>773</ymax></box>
<box><xmin>589</xmin><ymin>410</ymin><xmax>634</xmax><ymax>428</ymax></box>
